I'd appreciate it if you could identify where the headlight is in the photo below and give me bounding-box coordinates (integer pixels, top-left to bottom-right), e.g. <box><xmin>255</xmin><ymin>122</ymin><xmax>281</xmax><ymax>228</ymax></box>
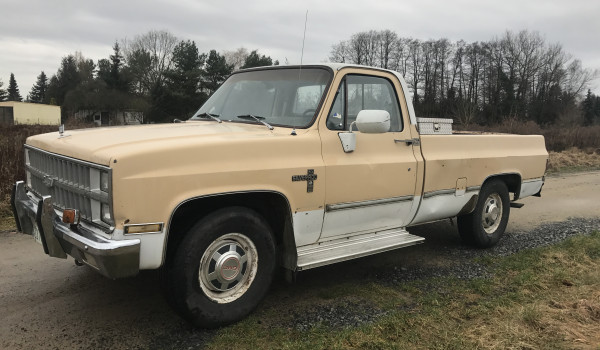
<box><xmin>100</xmin><ymin>171</ymin><xmax>109</xmax><ymax>192</ymax></box>
<box><xmin>101</xmin><ymin>203</ymin><xmax>112</xmax><ymax>224</ymax></box>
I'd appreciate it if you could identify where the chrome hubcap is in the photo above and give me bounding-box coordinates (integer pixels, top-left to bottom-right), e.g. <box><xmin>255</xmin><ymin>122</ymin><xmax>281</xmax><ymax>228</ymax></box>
<box><xmin>482</xmin><ymin>193</ymin><xmax>502</xmax><ymax>234</ymax></box>
<box><xmin>199</xmin><ymin>233</ymin><xmax>258</xmax><ymax>303</ymax></box>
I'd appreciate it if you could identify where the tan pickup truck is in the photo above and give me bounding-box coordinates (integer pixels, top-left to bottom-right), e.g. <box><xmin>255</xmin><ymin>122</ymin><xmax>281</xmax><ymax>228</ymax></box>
<box><xmin>12</xmin><ymin>63</ymin><xmax>548</xmax><ymax>327</ymax></box>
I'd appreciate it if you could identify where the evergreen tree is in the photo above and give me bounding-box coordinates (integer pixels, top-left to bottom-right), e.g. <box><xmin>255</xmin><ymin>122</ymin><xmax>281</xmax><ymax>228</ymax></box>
<box><xmin>202</xmin><ymin>50</ymin><xmax>233</xmax><ymax>93</ymax></box>
<box><xmin>595</xmin><ymin>96</ymin><xmax>600</xmax><ymax>124</ymax></box>
<box><xmin>240</xmin><ymin>50</ymin><xmax>278</xmax><ymax>69</ymax></box>
<box><xmin>99</xmin><ymin>41</ymin><xmax>130</xmax><ymax>91</ymax></box>
<box><xmin>97</xmin><ymin>58</ymin><xmax>112</xmax><ymax>86</ymax></box>
<box><xmin>29</xmin><ymin>71</ymin><xmax>48</xmax><ymax>103</ymax></box>
<box><xmin>166</xmin><ymin>40</ymin><xmax>206</xmax><ymax>118</ymax></box>
<box><xmin>45</xmin><ymin>55</ymin><xmax>80</xmax><ymax>105</ymax></box>
<box><xmin>7</xmin><ymin>73</ymin><xmax>23</xmax><ymax>101</ymax></box>
<box><xmin>582</xmin><ymin>89</ymin><xmax>596</xmax><ymax>126</ymax></box>
<box><xmin>110</xmin><ymin>43</ymin><xmax>123</xmax><ymax>83</ymax></box>
<box><xmin>0</xmin><ymin>79</ymin><xmax>7</xmax><ymax>101</ymax></box>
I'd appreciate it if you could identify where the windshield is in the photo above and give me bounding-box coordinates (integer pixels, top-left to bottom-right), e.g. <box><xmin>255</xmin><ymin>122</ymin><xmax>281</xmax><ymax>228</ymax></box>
<box><xmin>191</xmin><ymin>68</ymin><xmax>331</xmax><ymax>128</ymax></box>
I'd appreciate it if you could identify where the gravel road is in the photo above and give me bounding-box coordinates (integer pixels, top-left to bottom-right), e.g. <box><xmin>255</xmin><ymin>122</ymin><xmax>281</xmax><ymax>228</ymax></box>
<box><xmin>1</xmin><ymin>171</ymin><xmax>599</xmax><ymax>349</ymax></box>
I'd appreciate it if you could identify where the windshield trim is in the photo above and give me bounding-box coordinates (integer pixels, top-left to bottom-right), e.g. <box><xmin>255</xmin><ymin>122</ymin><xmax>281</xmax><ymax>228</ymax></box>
<box><xmin>196</xmin><ymin>65</ymin><xmax>334</xmax><ymax>130</ymax></box>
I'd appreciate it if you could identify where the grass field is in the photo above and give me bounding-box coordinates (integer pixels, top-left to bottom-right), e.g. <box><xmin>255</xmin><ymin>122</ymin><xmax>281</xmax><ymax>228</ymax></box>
<box><xmin>202</xmin><ymin>232</ymin><xmax>600</xmax><ymax>349</ymax></box>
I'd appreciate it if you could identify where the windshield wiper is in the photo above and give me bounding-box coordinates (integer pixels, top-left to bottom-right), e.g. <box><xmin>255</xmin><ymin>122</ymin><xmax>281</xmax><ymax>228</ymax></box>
<box><xmin>194</xmin><ymin>112</ymin><xmax>222</xmax><ymax>123</ymax></box>
<box><xmin>236</xmin><ymin>115</ymin><xmax>274</xmax><ymax>130</ymax></box>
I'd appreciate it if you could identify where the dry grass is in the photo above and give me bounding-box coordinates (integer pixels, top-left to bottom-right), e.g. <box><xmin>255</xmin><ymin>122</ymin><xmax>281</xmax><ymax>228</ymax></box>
<box><xmin>548</xmin><ymin>148</ymin><xmax>600</xmax><ymax>173</ymax></box>
<box><xmin>463</xmin><ymin>241</ymin><xmax>600</xmax><ymax>349</ymax></box>
<box><xmin>0</xmin><ymin>124</ymin><xmax>55</xmax><ymax>215</ymax></box>
<box><xmin>0</xmin><ymin>120</ymin><xmax>94</xmax><ymax>215</ymax></box>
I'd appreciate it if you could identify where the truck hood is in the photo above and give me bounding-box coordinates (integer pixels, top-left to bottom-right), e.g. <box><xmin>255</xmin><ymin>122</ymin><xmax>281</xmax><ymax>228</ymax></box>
<box><xmin>26</xmin><ymin>121</ymin><xmax>282</xmax><ymax>166</ymax></box>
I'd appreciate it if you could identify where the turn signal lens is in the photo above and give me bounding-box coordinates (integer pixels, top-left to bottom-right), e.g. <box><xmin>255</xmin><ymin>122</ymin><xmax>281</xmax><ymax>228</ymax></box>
<box><xmin>62</xmin><ymin>209</ymin><xmax>80</xmax><ymax>224</ymax></box>
<box><xmin>124</xmin><ymin>223</ymin><xmax>163</xmax><ymax>234</ymax></box>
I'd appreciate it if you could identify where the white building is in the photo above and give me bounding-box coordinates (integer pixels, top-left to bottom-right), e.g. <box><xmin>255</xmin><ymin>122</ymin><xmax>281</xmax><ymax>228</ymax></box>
<box><xmin>0</xmin><ymin>101</ymin><xmax>61</xmax><ymax>125</ymax></box>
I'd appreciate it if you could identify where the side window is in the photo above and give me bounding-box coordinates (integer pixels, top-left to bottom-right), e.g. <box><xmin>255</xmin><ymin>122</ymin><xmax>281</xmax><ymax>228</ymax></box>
<box><xmin>327</xmin><ymin>74</ymin><xmax>403</xmax><ymax>132</ymax></box>
<box><xmin>326</xmin><ymin>81</ymin><xmax>345</xmax><ymax>130</ymax></box>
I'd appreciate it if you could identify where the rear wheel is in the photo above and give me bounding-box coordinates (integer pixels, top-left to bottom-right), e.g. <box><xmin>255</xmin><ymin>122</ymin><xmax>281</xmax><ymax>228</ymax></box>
<box><xmin>165</xmin><ymin>207</ymin><xmax>276</xmax><ymax>328</ymax></box>
<box><xmin>457</xmin><ymin>179</ymin><xmax>510</xmax><ymax>248</ymax></box>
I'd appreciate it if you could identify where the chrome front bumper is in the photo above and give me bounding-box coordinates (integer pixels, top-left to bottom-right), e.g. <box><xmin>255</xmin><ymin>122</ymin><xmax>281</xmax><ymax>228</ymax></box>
<box><xmin>11</xmin><ymin>181</ymin><xmax>140</xmax><ymax>279</ymax></box>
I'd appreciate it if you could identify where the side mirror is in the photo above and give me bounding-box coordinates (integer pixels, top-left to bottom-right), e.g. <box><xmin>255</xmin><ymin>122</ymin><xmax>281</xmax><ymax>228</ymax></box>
<box><xmin>353</xmin><ymin>110</ymin><xmax>390</xmax><ymax>134</ymax></box>
<box><xmin>337</xmin><ymin>110</ymin><xmax>390</xmax><ymax>153</ymax></box>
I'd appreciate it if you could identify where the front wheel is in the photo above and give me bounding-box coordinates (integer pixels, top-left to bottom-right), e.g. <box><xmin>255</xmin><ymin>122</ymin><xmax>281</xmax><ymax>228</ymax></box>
<box><xmin>457</xmin><ymin>179</ymin><xmax>510</xmax><ymax>248</ymax></box>
<box><xmin>165</xmin><ymin>207</ymin><xmax>276</xmax><ymax>328</ymax></box>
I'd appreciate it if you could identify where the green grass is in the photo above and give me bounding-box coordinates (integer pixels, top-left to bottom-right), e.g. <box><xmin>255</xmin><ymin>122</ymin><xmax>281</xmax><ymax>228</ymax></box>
<box><xmin>204</xmin><ymin>232</ymin><xmax>600</xmax><ymax>350</ymax></box>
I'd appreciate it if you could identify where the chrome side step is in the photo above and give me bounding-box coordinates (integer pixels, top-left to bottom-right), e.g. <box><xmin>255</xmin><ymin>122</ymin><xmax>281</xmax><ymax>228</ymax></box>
<box><xmin>296</xmin><ymin>228</ymin><xmax>424</xmax><ymax>271</ymax></box>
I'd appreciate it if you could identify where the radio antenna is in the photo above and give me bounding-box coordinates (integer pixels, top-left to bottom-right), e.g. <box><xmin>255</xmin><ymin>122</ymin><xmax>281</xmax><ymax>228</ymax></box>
<box><xmin>299</xmin><ymin>10</ymin><xmax>308</xmax><ymax>80</ymax></box>
<box><xmin>300</xmin><ymin>10</ymin><xmax>308</xmax><ymax>66</ymax></box>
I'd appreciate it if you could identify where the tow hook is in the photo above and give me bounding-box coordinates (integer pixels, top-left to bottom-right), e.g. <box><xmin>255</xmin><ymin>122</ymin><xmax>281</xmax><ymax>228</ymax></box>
<box><xmin>74</xmin><ymin>259</ymin><xmax>84</xmax><ymax>266</ymax></box>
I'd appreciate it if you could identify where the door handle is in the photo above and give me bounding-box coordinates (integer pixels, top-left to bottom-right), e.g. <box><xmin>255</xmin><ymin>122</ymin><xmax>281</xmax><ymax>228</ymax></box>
<box><xmin>394</xmin><ymin>138</ymin><xmax>420</xmax><ymax>146</ymax></box>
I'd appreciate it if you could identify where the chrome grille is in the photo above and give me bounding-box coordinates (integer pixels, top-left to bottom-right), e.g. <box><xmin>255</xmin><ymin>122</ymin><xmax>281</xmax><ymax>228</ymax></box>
<box><xmin>25</xmin><ymin>146</ymin><xmax>111</xmax><ymax>226</ymax></box>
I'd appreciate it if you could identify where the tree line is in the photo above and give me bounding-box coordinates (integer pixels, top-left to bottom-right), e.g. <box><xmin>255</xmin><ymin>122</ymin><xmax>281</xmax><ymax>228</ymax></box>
<box><xmin>330</xmin><ymin>29</ymin><xmax>599</xmax><ymax>126</ymax></box>
<box><xmin>0</xmin><ymin>30</ymin><xmax>278</xmax><ymax>123</ymax></box>
<box><xmin>2</xmin><ymin>28</ymin><xmax>598</xmax><ymax>126</ymax></box>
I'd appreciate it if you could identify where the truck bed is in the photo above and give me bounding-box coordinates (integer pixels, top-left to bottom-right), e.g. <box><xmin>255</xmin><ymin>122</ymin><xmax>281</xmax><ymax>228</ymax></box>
<box><xmin>409</xmin><ymin>133</ymin><xmax>548</xmax><ymax>225</ymax></box>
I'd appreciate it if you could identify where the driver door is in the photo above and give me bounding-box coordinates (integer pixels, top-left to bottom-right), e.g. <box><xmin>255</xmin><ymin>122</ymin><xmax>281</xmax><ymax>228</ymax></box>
<box><xmin>319</xmin><ymin>70</ymin><xmax>419</xmax><ymax>240</ymax></box>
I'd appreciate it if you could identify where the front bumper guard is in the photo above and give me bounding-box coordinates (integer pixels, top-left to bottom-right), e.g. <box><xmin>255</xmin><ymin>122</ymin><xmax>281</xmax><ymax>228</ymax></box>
<box><xmin>11</xmin><ymin>181</ymin><xmax>140</xmax><ymax>279</ymax></box>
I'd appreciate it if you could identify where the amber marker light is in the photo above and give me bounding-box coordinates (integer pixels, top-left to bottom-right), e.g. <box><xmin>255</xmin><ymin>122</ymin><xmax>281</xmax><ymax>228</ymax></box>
<box><xmin>62</xmin><ymin>209</ymin><xmax>80</xmax><ymax>225</ymax></box>
<box><xmin>124</xmin><ymin>223</ymin><xmax>163</xmax><ymax>234</ymax></box>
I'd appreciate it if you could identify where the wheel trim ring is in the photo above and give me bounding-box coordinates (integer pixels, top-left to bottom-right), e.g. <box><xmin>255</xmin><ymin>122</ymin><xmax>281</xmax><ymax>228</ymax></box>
<box><xmin>482</xmin><ymin>193</ymin><xmax>503</xmax><ymax>235</ymax></box>
<box><xmin>198</xmin><ymin>233</ymin><xmax>258</xmax><ymax>304</ymax></box>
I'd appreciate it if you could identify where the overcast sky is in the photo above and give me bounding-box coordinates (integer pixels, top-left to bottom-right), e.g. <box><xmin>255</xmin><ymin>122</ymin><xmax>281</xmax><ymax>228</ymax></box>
<box><xmin>1</xmin><ymin>0</ymin><xmax>599</xmax><ymax>96</ymax></box>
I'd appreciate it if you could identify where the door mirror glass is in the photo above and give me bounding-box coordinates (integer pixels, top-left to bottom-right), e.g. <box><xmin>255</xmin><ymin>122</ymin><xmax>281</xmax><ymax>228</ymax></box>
<box><xmin>353</xmin><ymin>110</ymin><xmax>390</xmax><ymax>134</ymax></box>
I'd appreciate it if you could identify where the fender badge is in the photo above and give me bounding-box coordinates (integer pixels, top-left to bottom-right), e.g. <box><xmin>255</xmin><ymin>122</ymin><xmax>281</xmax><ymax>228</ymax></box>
<box><xmin>292</xmin><ymin>169</ymin><xmax>317</xmax><ymax>193</ymax></box>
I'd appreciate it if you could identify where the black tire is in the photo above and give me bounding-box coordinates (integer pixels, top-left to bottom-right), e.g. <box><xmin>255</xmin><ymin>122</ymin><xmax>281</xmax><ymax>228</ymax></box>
<box><xmin>457</xmin><ymin>179</ymin><xmax>510</xmax><ymax>248</ymax></box>
<box><xmin>165</xmin><ymin>206</ymin><xmax>276</xmax><ymax>328</ymax></box>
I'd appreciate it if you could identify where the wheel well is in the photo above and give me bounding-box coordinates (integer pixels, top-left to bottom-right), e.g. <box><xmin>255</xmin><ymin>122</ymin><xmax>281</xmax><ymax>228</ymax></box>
<box><xmin>483</xmin><ymin>173</ymin><xmax>521</xmax><ymax>200</ymax></box>
<box><xmin>165</xmin><ymin>192</ymin><xmax>293</xmax><ymax>266</ymax></box>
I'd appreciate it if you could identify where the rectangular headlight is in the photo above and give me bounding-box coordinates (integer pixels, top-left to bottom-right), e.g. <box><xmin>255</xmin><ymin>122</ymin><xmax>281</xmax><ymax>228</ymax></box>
<box><xmin>100</xmin><ymin>171</ymin><xmax>109</xmax><ymax>192</ymax></box>
<box><xmin>101</xmin><ymin>203</ymin><xmax>112</xmax><ymax>224</ymax></box>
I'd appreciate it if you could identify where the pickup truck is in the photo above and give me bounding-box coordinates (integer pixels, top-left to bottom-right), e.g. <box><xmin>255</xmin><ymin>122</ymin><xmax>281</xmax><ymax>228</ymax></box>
<box><xmin>12</xmin><ymin>63</ymin><xmax>548</xmax><ymax>327</ymax></box>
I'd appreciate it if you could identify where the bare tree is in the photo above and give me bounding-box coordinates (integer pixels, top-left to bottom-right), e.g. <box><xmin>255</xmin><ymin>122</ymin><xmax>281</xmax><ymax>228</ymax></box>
<box><xmin>563</xmin><ymin>59</ymin><xmax>598</xmax><ymax>98</ymax></box>
<box><xmin>330</xmin><ymin>40</ymin><xmax>349</xmax><ymax>63</ymax></box>
<box><xmin>408</xmin><ymin>39</ymin><xmax>423</xmax><ymax>104</ymax></box>
<box><xmin>377</xmin><ymin>30</ymin><xmax>397</xmax><ymax>69</ymax></box>
<box><xmin>122</xmin><ymin>30</ymin><xmax>179</xmax><ymax>94</ymax></box>
<box><xmin>329</xmin><ymin>28</ymin><xmax>596</xmax><ymax>125</ymax></box>
<box><xmin>223</xmin><ymin>47</ymin><xmax>249</xmax><ymax>70</ymax></box>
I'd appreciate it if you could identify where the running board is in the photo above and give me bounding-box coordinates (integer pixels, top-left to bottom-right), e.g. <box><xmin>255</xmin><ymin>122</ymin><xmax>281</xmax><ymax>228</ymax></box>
<box><xmin>296</xmin><ymin>228</ymin><xmax>424</xmax><ymax>271</ymax></box>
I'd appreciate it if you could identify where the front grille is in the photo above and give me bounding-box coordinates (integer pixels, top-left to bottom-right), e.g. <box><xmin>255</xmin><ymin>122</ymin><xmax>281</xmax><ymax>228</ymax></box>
<box><xmin>25</xmin><ymin>146</ymin><xmax>111</xmax><ymax>226</ymax></box>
